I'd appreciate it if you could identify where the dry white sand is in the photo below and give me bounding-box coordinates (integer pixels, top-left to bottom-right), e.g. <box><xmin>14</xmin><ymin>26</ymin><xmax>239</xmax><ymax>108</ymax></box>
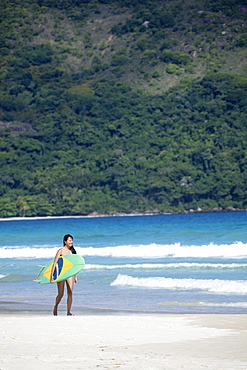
<box><xmin>0</xmin><ymin>314</ymin><xmax>246</xmax><ymax>369</ymax></box>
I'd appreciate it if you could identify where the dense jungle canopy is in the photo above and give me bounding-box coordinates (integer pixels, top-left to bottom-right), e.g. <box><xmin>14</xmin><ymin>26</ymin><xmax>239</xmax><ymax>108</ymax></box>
<box><xmin>0</xmin><ymin>0</ymin><xmax>247</xmax><ymax>217</ymax></box>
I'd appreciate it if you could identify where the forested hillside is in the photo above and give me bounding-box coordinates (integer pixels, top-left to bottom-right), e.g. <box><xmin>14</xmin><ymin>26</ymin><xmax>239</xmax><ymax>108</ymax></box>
<box><xmin>0</xmin><ymin>0</ymin><xmax>247</xmax><ymax>217</ymax></box>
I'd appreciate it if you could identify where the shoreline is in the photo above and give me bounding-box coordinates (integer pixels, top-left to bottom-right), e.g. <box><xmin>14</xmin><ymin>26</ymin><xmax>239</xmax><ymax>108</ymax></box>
<box><xmin>1</xmin><ymin>300</ymin><xmax>247</xmax><ymax>316</ymax></box>
<box><xmin>1</xmin><ymin>314</ymin><xmax>246</xmax><ymax>369</ymax></box>
<box><xmin>0</xmin><ymin>207</ymin><xmax>247</xmax><ymax>221</ymax></box>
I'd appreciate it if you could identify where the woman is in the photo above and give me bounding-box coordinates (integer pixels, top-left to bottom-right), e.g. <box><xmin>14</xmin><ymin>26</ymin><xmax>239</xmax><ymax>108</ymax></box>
<box><xmin>50</xmin><ymin>234</ymin><xmax>78</xmax><ymax>316</ymax></box>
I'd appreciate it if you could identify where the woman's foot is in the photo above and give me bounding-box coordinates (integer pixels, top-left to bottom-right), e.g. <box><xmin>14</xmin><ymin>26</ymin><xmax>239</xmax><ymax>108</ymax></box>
<box><xmin>53</xmin><ymin>306</ymin><xmax>58</xmax><ymax>316</ymax></box>
<box><xmin>67</xmin><ymin>312</ymin><xmax>74</xmax><ymax>316</ymax></box>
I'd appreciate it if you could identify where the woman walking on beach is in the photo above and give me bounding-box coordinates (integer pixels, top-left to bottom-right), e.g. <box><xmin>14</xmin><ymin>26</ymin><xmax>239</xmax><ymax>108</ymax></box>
<box><xmin>50</xmin><ymin>234</ymin><xmax>78</xmax><ymax>316</ymax></box>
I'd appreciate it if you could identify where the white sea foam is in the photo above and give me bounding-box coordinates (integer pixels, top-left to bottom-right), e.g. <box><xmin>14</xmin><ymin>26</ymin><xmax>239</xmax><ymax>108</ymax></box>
<box><xmin>78</xmin><ymin>242</ymin><xmax>247</xmax><ymax>258</ymax></box>
<box><xmin>111</xmin><ymin>274</ymin><xmax>247</xmax><ymax>294</ymax></box>
<box><xmin>159</xmin><ymin>301</ymin><xmax>247</xmax><ymax>308</ymax></box>
<box><xmin>0</xmin><ymin>247</ymin><xmax>58</xmax><ymax>259</ymax></box>
<box><xmin>198</xmin><ymin>301</ymin><xmax>247</xmax><ymax>308</ymax></box>
<box><xmin>84</xmin><ymin>262</ymin><xmax>247</xmax><ymax>270</ymax></box>
<box><xmin>1</xmin><ymin>241</ymin><xmax>247</xmax><ymax>259</ymax></box>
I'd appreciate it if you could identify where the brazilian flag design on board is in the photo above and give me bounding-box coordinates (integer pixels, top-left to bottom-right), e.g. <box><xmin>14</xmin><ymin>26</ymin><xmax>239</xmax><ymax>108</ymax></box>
<box><xmin>35</xmin><ymin>255</ymin><xmax>85</xmax><ymax>284</ymax></box>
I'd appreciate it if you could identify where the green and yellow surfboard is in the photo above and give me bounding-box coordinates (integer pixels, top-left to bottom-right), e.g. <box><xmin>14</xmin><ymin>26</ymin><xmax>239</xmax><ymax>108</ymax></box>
<box><xmin>35</xmin><ymin>254</ymin><xmax>85</xmax><ymax>284</ymax></box>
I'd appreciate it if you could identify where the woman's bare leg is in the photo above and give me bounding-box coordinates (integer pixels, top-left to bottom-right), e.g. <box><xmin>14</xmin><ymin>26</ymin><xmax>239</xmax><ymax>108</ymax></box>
<box><xmin>53</xmin><ymin>281</ymin><xmax>65</xmax><ymax>315</ymax></box>
<box><xmin>66</xmin><ymin>277</ymin><xmax>74</xmax><ymax>315</ymax></box>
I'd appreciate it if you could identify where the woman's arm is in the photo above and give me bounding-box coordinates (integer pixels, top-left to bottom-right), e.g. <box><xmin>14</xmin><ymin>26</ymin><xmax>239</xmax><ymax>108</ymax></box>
<box><xmin>50</xmin><ymin>248</ymin><xmax>62</xmax><ymax>282</ymax></box>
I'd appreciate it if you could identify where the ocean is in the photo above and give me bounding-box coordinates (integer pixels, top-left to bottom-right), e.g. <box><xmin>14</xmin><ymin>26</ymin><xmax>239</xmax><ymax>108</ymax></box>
<box><xmin>0</xmin><ymin>212</ymin><xmax>247</xmax><ymax>315</ymax></box>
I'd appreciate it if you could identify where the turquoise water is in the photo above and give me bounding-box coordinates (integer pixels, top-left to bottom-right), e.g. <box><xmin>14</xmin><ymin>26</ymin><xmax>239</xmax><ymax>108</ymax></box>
<box><xmin>0</xmin><ymin>212</ymin><xmax>247</xmax><ymax>314</ymax></box>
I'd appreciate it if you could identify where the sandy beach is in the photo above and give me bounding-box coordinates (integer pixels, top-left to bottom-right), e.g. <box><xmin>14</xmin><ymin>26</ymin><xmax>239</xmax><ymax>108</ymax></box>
<box><xmin>0</xmin><ymin>314</ymin><xmax>246</xmax><ymax>369</ymax></box>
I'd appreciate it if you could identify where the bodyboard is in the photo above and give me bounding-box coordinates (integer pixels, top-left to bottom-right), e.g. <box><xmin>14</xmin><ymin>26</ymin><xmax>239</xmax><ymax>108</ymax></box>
<box><xmin>35</xmin><ymin>254</ymin><xmax>85</xmax><ymax>284</ymax></box>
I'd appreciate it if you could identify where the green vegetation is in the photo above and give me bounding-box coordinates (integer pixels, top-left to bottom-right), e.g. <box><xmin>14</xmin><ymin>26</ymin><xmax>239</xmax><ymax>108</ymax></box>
<box><xmin>0</xmin><ymin>0</ymin><xmax>246</xmax><ymax>217</ymax></box>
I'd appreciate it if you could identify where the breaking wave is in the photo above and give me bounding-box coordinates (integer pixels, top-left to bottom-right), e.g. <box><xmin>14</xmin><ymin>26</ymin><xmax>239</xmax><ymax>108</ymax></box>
<box><xmin>111</xmin><ymin>274</ymin><xmax>247</xmax><ymax>294</ymax></box>
<box><xmin>1</xmin><ymin>241</ymin><xmax>247</xmax><ymax>259</ymax></box>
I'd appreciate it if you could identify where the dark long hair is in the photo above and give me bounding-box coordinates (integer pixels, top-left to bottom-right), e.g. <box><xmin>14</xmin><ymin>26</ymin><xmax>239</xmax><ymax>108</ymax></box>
<box><xmin>63</xmin><ymin>234</ymin><xmax>77</xmax><ymax>254</ymax></box>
